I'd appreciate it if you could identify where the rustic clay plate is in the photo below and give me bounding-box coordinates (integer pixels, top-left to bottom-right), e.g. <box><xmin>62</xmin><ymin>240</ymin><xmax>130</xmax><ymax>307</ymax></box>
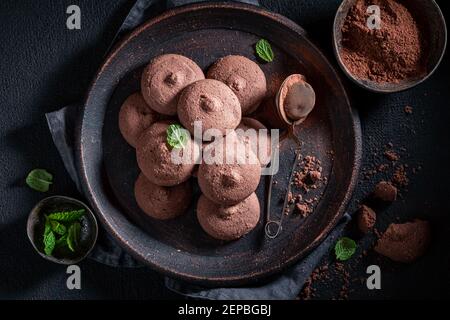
<box><xmin>77</xmin><ymin>2</ymin><xmax>361</xmax><ymax>286</ymax></box>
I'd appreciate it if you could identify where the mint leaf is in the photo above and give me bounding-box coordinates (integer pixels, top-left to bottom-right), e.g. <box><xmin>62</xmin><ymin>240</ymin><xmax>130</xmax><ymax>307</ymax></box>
<box><xmin>67</xmin><ymin>222</ymin><xmax>81</xmax><ymax>252</ymax></box>
<box><xmin>255</xmin><ymin>39</ymin><xmax>274</xmax><ymax>63</ymax></box>
<box><xmin>48</xmin><ymin>209</ymin><xmax>85</xmax><ymax>222</ymax></box>
<box><xmin>49</xmin><ymin>220</ymin><xmax>67</xmax><ymax>235</ymax></box>
<box><xmin>43</xmin><ymin>221</ymin><xmax>56</xmax><ymax>256</ymax></box>
<box><xmin>167</xmin><ymin>124</ymin><xmax>189</xmax><ymax>149</ymax></box>
<box><xmin>335</xmin><ymin>237</ymin><xmax>356</xmax><ymax>261</ymax></box>
<box><xmin>55</xmin><ymin>234</ymin><xmax>68</xmax><ymax>249</ymax></box>
<box><xmin>26</xmin><ymin>169</ymin><xmax>53</xmax><ymax>192</ymax></box>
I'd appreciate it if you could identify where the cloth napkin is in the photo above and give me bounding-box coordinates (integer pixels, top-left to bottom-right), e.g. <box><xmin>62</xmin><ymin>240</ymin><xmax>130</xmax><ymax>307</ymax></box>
<box><xmin>45</xmin><ymin>0</ymin><xmax>352</xmax><ymax>299</ymax></box>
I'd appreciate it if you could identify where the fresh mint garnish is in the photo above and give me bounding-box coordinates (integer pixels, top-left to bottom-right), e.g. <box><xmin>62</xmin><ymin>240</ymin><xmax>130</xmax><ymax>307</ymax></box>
<box><xmin>167</xmin><ymin>124</ymin><xmax>189</xmax><ymax>149</ymax></box>
<box><xmin>43</xmin><ymin>221</ymin><xmax>56</xmax><ymax>256</ymax></box>
<box><xmin>47</xmin><ymin>209</ymin><xmax>85</xmax><ymax>222</ymax></box>
<box><xmin>55</xmin><ymin>234</ymin><xmax>68</xmax><ymax>249</ymax></box>
<box><xmin>42</xmin><ymin>209</ymin><xmax>85</xmax><ymax>256</ymax></box>
<box><xmin>256</xmin><ymin>39</ymin><xmax>274</xmax><ymax>63</ymax></box>
<box><xmin>26</xmin><ymin>169</ymin><xmax>53</xmax><ymax>192</ymax></box>
<box><xmin>335</xmin><ymin>237</ymin><xmax>357</xmax><ymax>261</ymax></box>
<box><xmin>67</xmin><ymin>222</ymin><xmax>81</xmax><ymax>252</ymax></box>
<box><xmin>49</xmin><ymin>220</ymin><xmax>67</xmax><ymax>236</ymax></box>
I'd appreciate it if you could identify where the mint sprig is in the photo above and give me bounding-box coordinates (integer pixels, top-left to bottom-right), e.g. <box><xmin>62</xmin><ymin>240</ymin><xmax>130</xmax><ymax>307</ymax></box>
<box><xmin>67</xmin><ymin>222</ymin><xmax>81</xmax><ymax>252</ymax></box>
<box><xmin>43</xmin><ymin>221</ymin><xmax>56</xmax><ymax>256</ymax></box>
<box><xmin>26</xmin><ymin>169</ymin><xmax>53</xmax><ymax>192</ymax></box>
<box><xmin>42</xmin><ymin>209</ymin><xmax>85</xmax><ymax>256</ymax></box>
<box><xmin>255</xmin><ymin>39</ymin><xmax>274</xmax><ymax>63</ymax></box>
<box><xmin>49</xmin><ymin>220</ymin><xmax>67</xmax><ymax>235</ymax></box>
<box><xmin>47</xmin><ymin>209</ymin><xmax>85</xmax><ymax>222</ymax></box>
<box><xmin>167</xmin><ymin>124</ymin><xmax>189</xmax><ymax>149</ymax></box>
<box><xmin>335</xmin><ymin>237</ymin><xmax>357</xmax><ymax>261</ymax></box>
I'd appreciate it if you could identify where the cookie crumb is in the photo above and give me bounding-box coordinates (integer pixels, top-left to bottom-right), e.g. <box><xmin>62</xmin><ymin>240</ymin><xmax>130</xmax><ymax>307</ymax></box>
<box><xmin>372</xmin><ymin>181</ymin><xmax>398</xmax><ymax>203</ymax></box>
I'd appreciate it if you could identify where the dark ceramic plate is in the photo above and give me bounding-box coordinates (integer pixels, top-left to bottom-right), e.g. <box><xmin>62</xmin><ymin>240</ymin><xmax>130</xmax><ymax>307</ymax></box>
<box><xmin>77</xmin><ymin>2</ymin><xmax>361</xmax><ymax>286</ymax></box>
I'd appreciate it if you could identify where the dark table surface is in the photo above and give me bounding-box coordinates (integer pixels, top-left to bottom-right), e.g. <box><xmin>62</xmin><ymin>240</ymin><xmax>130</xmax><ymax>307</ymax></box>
<box><xmin>1</xmin><ymin>0</ymin><xmax>449</xmax><ymax>299</ymax></box>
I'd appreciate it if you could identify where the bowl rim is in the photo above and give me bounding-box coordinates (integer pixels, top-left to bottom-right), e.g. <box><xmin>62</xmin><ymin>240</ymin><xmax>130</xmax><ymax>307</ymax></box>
<box><xmin>26</xmin><ymin>195</ymin><xmax>99</xmax><ymax>265</ymax></box>
<box><xmin>332</xmin><ymin>0</ymin><xmax>448</xmax><ymax>94</ymax></box>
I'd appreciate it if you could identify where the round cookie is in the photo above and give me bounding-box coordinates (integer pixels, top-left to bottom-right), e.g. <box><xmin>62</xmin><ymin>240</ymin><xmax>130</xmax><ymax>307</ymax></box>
<box><xmin>198</xmin><ymin>132</ymin><xmax>261</xmax><ymax>205</ymax></box>
<box><xmin>197</xmin><ymin>193</ymin><xmax>260</xmax><ymax>241</ymax></box>
<box><xmin>177</xmin><ymin>79</ymin><xmax>241</xmax><ymax>138</ymax></box>
<box><xmin>141</xmin><ymin>54</ymin><xmax>204</xmax><ymax>115</ymax></box>
<box><xmin>118</xmin><ymin>92</ymin><xmax>159</xmax><ymax>147</ymax></box>
<box><xmin>136</xmin><ymin>121</ymin><xmax>197</xmax><ymax>186</ymax></box>
<box><xmin>135</xmin><ymin>173</ymin><xmax>192</xmax><ymax>220</ymax></box>
<box><xmin>237</xmin><ymin>117</ymin><xmax>272</xmax><ymax>167</ymax></box>
<box><xmin>207</xmin><ymin>55</ymin><xmax>267</xmax><ymax>115</ymax></box>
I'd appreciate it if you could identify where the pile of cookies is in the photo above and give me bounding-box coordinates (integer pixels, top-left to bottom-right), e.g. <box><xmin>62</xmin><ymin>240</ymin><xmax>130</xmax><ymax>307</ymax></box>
<box><xmin>119</xmin><ymin>53</ymin><xmax>270</xmax><ymax>241</ymax></box>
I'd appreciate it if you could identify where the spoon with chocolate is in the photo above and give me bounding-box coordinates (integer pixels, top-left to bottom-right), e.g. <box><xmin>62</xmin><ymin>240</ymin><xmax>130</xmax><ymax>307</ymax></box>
<box><xmin>264</xmin><ymin>74</ymin><xmax>316</xmax><ymax>239</ymax></box>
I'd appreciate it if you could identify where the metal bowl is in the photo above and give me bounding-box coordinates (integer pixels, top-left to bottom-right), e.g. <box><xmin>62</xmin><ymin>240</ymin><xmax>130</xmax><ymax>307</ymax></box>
<box><xmin>333</xmin><ymin>0</ymin><xmax>447</xmax><ymax>93</ymax></box>
<box><xmin>27</xmin><ymin>196</ymin><xmax>98</xmax><ymax>265</ymax></box>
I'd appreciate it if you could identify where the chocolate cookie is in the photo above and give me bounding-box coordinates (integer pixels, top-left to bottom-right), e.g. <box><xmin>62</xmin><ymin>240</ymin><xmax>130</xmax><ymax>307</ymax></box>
<box><xmin>141</xmin><ymin>54</ymin><xmax>204</xmax><ymax>115</ymax></box>
<box><xmin>136</xmin><ymin>121</ymin><xmax>197</xmax><ymax>186</ymax></box>
<box><xmin>177</xmin><ymin>79</ymin><xmax>241</xmax><ymax>138</ymax></box>
<box><xmin>197</xmin><ymin>193</ymin><xmax>260</xmax><ymax>241</ymax></box>
<box><xmin>237</xmin><ymin>117</ymin><xmax>271</xmax><ymax>167</ymax></box>
<box><xmin>118</xmin><ymin>92</ymin><xmax>159</xmax><ymax>147</ymax></box>
<box><xmin>198</xmin><ymin>132</ymin><xmax>261</xmax><ymax>205</ymax></box>
<box><xmin>135</xmin><ymin>173</ymin><xmax>192</xmax><ymax>220</ymax></box>
<box><xmin>207</xmin><ymin>55</ymin><xmax>267</xmax><ymax>114</ymax></box>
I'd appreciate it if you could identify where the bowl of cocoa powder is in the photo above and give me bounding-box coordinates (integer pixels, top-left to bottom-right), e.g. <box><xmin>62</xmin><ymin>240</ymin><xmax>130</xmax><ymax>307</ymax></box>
<box><xmin>333</xmin><ymin>0</ymin><xmax>447</xmax><ymax>93</ymax></box>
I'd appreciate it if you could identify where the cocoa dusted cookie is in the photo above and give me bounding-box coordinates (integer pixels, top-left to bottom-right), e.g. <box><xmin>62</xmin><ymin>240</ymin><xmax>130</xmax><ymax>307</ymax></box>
<box><xmin>207</xmin><ymin>55</ymin><xmax>267</xmax><ymax>115</ymax></box>
<box><xmin>134</xmin><ymin>173</ymin><xmax>192</xmax><ymax>220</ymax></box>
<box><xmin>177</xmin><ymin>79</ymin><xmax>241</xmax><ymax>137</ymax></box>
<box><xmin>198</xmin><ymin>132</ymin><xmax>261</xmax><ymax>205</ymax></box>
<box><xmin>141</xmin><ymin>54</ymin><xmax>204</xmax><ymax>116</ymax></box>
<box><xmin>136</xmin><ymin>121</ymin><xmax>197</xmax><ymax>186</ymax></box>
<box><xmin>237</xmin><ymin>117</ymin><xmax>271</xmax><ymax>167</ymax></box>
<box><xmin>197</xmin><ymin>193</ymin><xmax>260</xmax><ymax>241</ymax></box>
<box><xmin>118</xmin><ymin>92</ymin><xmax>159</xmax><ymax>147</ymax></box>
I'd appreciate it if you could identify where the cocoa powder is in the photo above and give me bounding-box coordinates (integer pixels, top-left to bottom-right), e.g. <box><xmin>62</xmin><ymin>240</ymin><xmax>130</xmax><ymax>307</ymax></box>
<box><xmin>340</xmin><ymin>0</ymin><xmax>427</xmax><ymax>83</ymax></box>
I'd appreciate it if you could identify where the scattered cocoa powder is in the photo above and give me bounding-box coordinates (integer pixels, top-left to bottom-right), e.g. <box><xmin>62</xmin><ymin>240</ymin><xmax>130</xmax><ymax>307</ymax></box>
<box><xmin>299</xmin><ymin>265</ymin><xmax>330</xmax><ymax>300</ymax></box>
<box><xmin>287</xmin><ymin>191</ymin><xmax>294</xmax><ymax>204</ymax></box>
<box><xmin>340</xmin><ymin>0</ymin><xmax>427</xmax><ymax>83</ymax></box>
<box><xmin>335</xmin><ymin>262</ymin><xmax>351</xmax><ymax>300</ymax></box>
<box><xmin>287</xmin><ymin>155</ymin><xmax>325</xmax><ymax>218</ymax></box>
<box><xmin>384</xmin><ymin>149</ymin><xmax>399</xmax><ymax>162</ymax></box>
<box><xmin>295</xmin><ymin>203</ymin><xmax>310</xmax><ymax>217</ymax></box>
<box><xmin>392</xmin><ymin>164</ymin><xmax>409</xmax><ymax>187</ymax></box>
<box><xmin>293</xmin><ymin>155</ymin><xmax>323</xmax><ymax>192</ymax></box>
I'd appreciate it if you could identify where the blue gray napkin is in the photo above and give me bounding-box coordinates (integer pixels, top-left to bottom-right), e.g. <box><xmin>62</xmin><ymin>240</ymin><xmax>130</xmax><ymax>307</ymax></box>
<box><xmin>45</xmin><ymin>0</ymin><xmax>351</xmax><ymax>299</ymax></box>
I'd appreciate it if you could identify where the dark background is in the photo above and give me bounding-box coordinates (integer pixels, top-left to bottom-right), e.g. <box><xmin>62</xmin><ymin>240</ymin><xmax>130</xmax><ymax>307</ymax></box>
<box><xmin>0</xmin><ymin>0</ymin><xmax>449</xmax><ymax>299</ymax></box>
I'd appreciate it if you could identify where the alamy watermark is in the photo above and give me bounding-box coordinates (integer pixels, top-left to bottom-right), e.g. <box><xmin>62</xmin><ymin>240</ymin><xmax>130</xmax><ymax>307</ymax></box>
<box><xmin>366</xmin><ymin>5</ymin><xmax>381</xmax><ymax>30</ymax></box>
<box><xmin>66</xmin><ymin>5</ymin><xmax>81</xmax><ymax>30</ymax></box>
<box><xmin>170</xmin><ymin>121</ymin><xmax>280</xmax><ymax>175</ymax></box>
<box><xmin>66</xmin><ymin>265</ymin><xmax>81</xmax><ymax>290</ymax></box>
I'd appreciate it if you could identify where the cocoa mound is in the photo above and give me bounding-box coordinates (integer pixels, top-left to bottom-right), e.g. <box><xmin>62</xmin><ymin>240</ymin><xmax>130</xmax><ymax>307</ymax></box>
<box><xmin>375</xmin><ymin>220</ymin><xmax>431</xmax><ymax>263</ymax></box>
<box><xmin>340</xmin><ymin>0</ymin><xmax>427</xmax><ymax>83</ymax></box>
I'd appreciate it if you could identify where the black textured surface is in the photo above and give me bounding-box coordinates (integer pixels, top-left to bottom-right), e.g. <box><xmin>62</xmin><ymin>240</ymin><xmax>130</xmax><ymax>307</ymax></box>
<box><xmin>0</xmin><ymin>0</ymin><xmax>449</xmax><ymax>299</ymax></box>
